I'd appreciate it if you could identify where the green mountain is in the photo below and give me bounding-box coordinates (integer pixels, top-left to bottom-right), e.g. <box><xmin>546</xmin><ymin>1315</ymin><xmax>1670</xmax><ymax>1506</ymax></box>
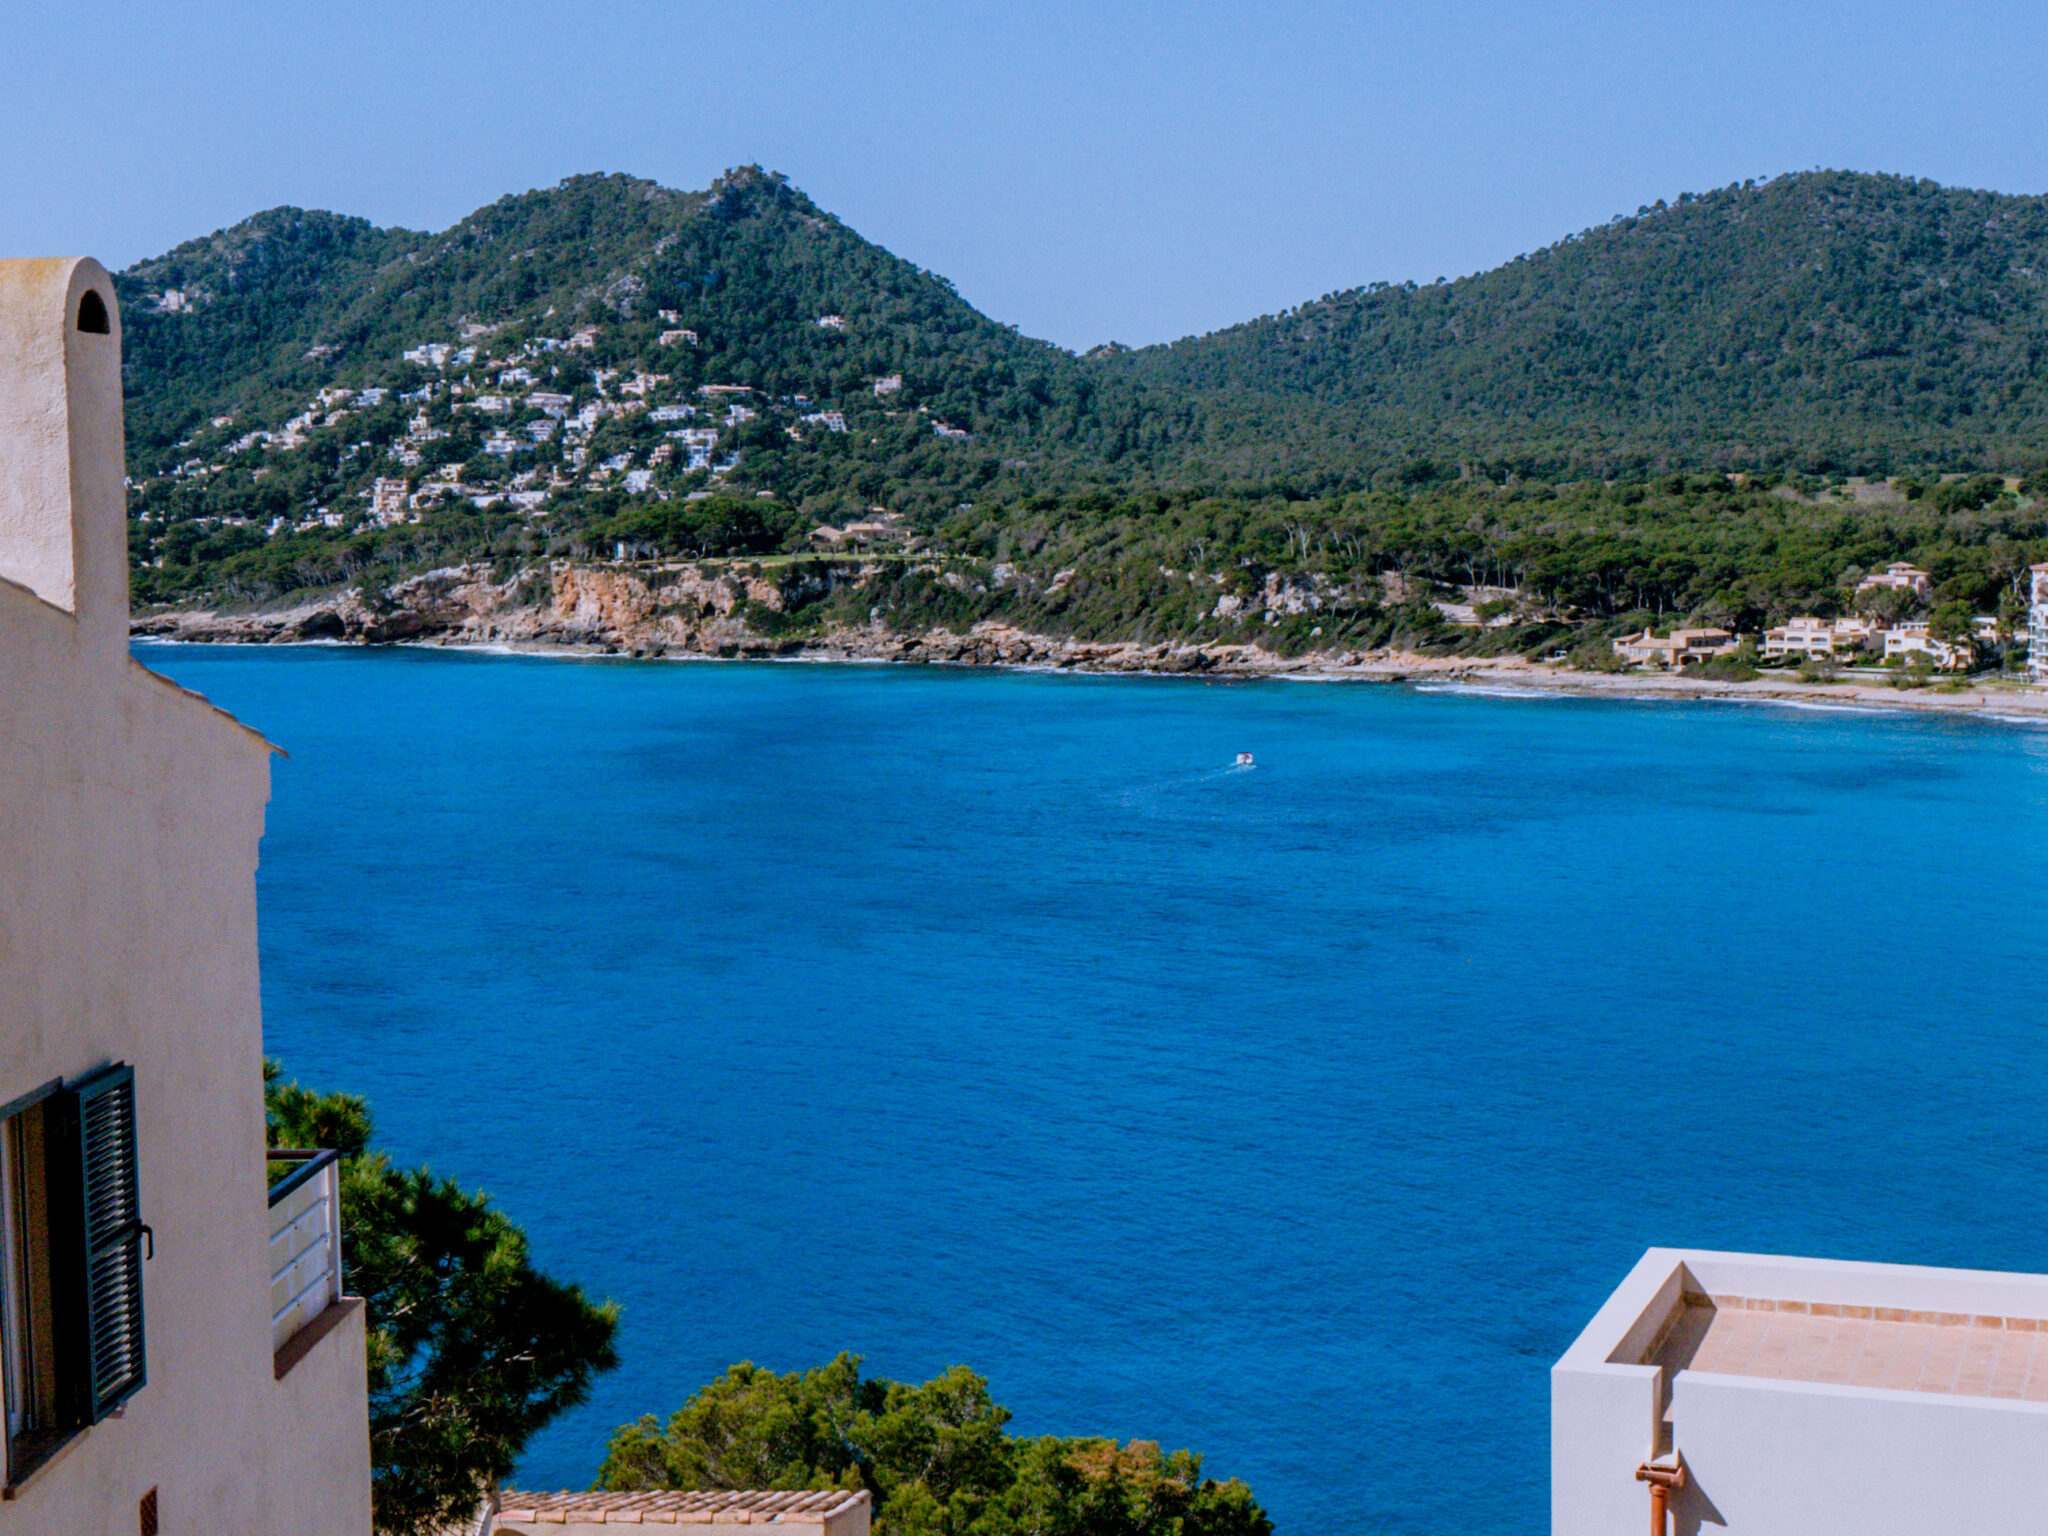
<box><xmin>112</xmin><ymin>166</ymin><xmax>2048</xmax><ymax>634</ymax></box>
<box><xmin>1106</xmin><ymin>170</ymin><xmax>2048</xmax><ymax>480</ymax></box>
<box><xmin>117</xmin><ymin>168</ymin><xmax>1131</xmax><ymax>495</ymax></box>
<box><xmin>121</xmin><ymin>167</ymin><xmax>2048</xmax><ymax>497</ymax></box>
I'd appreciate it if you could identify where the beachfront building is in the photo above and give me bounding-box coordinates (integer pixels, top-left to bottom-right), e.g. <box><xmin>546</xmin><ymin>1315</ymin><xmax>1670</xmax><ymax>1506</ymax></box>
<box><xmin>0</xmin><ymin>259</ymin><xmax>371</xmax><ymax>1530</ymax></box>
<box><xmin>2029</xmin><ymin>563</ymin><xmax>2048</xmax><ymax>685</ymax></box>
<box><xmin>1856</xmin><ymin>562</ymin><xmax>1934</xmax><ymax>599</ymax></box>
<box><xmin>1555</xmin><ymin>1248</ymin><xmax>2048</xmax><ymax>1536</ymax></box>
<box><xmin>1611</xmin><ymin>628</ymin><xmax>1740</xmax><ymax>667</ymax></box>
<box><xmin>1760</xmin><ymin>617</ymin><xmax>1882</xmax><ymax>660</ymax></box>
<box><xmin>1882</xmin><ymin>621</ymin><xmax>1974</xmax><ymax>671</ymax></box>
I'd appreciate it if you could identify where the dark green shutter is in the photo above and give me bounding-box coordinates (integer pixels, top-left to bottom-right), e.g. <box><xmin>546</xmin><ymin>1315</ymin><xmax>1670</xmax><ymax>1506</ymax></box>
<box><xmin>48</xmin><ymin>1065</ymin><xmax>148</xmax><ymax>1423</ymax></box>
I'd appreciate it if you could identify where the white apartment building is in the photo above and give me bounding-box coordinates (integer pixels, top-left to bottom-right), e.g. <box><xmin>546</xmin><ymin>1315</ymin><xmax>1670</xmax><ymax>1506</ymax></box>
<box><xmin>2030</xmin><ymin>562</ymin><xmax>2048</xmax><ymax>685</ymax></box>
<box><xmin>0</xmin><ymin>259</ymin><xmax>371</xmax><ymax>1530</ymax></box>
<box><xmin>1557</xmin><ymin>1248</ymin><xmax>2048</xmax><ymax>1536</ymax></box>
<box><xmin>1883</xmin><ymin>621</ymin><xmax>1973</xmax><ymax>671</ymax></box>
<box><xmin>1760</xmin><ymin>616</ymin><xmax>1881</xmax><ymax>659</ymax></box>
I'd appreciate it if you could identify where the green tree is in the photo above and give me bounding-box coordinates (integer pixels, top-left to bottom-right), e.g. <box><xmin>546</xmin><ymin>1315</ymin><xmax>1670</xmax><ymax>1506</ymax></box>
<box><xmin>265</xmin><ymin>1063</ymin><xmax>620</xmax><ymax>1536</ymax></box>
<box><xmin>596</xmin><ymin>1357</ymin><xmax>1269</xmax><ymax>1536</ymax></box>
<box><xmin>1926</xmin><ymin>598</ymin><xmax>1976</xmax><ymax>645</ymax></box>
<box><xmin>1997</xmin><ymin>586</ymin><xmax>2026</xmax><ymax>669</ymax></box>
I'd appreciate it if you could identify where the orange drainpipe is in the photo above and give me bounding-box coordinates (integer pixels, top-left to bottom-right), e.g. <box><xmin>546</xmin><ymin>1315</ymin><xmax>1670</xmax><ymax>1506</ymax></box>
<box><xmin>1635</xmin><ymin>1458</ymin><xmax>1685</xmax><ymax>1536</ymax></box>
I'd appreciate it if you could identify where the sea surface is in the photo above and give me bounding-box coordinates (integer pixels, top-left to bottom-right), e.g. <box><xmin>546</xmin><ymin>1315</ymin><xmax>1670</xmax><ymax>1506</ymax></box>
<box><xmin>141</xmin><ymin>644</ymin><xmax>2048</xmax><ymax>1534</ymax></box>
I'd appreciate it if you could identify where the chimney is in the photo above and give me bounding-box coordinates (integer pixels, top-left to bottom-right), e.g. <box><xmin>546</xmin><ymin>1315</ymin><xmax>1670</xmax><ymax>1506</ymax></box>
<box><xmin>0</xmin><ymin>258</ymin><xmax>129</xmax><ymax>658</ymax></box>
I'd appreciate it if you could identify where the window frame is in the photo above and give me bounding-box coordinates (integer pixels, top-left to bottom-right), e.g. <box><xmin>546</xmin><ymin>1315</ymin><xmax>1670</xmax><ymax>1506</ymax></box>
<box><xmin>0</xmin><ymin>1077</ymin><xmax>66</xmax><ymax>1491</ymax></box>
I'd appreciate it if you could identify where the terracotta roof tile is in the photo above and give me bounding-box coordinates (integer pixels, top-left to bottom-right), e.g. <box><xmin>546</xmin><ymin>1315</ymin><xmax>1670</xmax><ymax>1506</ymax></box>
<box><xmin>497</xmin><ymin>1490</ymin><xmax>870</xmax><ymax>1527</ymax></box>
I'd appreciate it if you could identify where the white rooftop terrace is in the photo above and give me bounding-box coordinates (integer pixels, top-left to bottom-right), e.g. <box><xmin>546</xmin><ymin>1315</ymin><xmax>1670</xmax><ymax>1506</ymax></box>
<box><xmin>1555</xmin><ymin>1248</ymin><xmax>2048</xmax><ymax>1536</ymax></box>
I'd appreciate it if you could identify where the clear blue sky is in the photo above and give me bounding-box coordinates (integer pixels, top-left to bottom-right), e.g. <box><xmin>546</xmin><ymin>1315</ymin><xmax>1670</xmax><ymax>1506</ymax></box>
<box><xmin>7</xmin><ymin>0</ymin><xmax>2047</xmax><ymax>351</ymax></box>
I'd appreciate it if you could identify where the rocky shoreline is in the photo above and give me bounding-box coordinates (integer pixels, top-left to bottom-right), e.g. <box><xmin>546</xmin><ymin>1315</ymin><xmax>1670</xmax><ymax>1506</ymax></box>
<box><xmin>131</xmin><ymin>561</ymin><xmax>2048</xmax><ymax>720</ymax></box>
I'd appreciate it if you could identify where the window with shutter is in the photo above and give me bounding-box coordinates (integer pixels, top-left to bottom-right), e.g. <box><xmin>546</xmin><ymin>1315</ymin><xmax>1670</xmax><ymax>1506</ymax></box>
<box><xmin>0</xmin><ymin>1063</ymin><xmax>151</xmax><ymax>1490</ymax></box>
<box><xmin>66</xmin><ymin>1065</ymin><xmax>149</xmax><ymax>1422</ymax></box>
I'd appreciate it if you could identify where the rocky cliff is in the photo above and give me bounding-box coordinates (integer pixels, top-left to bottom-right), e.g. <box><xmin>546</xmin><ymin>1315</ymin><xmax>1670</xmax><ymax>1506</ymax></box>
<box><xmin>130</xmin><ymin>558</ymin><xmax>1478</xmax><ymax>678</ymax></box>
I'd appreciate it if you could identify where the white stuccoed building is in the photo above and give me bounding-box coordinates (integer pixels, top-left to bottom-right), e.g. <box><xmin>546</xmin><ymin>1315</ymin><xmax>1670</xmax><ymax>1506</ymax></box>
<box><xmin>1556</xmin><ymin>1247</ymin><xmax>2048</xmax><ymax>1535</ymax></box>
<box><xmin>0</xmin><ymin>259</ymin><xmax>371</xmax><ymax>1529</ymax></box>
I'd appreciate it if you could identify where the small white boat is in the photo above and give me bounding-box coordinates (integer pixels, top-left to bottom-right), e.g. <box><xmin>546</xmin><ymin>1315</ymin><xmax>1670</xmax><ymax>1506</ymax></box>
<box><xmin>1235</xmin><ymin>752</ymin><xmax>1255</xmax><ymax>767</ymax></box>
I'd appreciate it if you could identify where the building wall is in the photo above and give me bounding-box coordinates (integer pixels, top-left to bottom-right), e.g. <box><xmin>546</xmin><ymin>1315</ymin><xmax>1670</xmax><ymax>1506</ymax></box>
<box><xmin>0</xmin><ymin>258</ymin><xmax>370</xmax><ymax>1534</ymax></box>
<box><xmin>1666</xmin><ymin>1372</ymin><xmax>2048</xmax><ymax>1536</ymax></box>
<box><xmin>1556</xmin><ymin>1249</ymin><xmax>2048</xmax><ymax>1536</ymax></box>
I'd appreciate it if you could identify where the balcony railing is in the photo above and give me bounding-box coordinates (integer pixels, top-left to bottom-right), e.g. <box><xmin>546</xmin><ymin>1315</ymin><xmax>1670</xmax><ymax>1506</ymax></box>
<box><xmin>267</xmin><ymin>1149</ymin><xmax>344</xmax><ymax>1354</ymax></box>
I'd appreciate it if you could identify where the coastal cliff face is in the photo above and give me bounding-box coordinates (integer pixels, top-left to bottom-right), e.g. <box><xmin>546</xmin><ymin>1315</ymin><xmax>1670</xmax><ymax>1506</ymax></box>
<box><xmin>130</xmin><ymin>558</ymin><xmax>1446</xmax><ymax>676</ymax></box>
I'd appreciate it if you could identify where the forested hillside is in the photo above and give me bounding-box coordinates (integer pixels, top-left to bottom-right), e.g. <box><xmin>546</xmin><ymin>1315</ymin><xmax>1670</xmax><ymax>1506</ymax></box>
<box><xmin>113</xmin><ymin>166</ymin><xmax>2048</xmax><ymax>636</ymax></box>
<box><xmin>1108</xmin><ymin>172</ymin><xmax>2048</xmax><ymax>480</ymax></box>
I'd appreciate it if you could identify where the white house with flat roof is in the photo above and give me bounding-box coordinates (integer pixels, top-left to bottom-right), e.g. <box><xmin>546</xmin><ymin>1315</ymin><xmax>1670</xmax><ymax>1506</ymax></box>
<box><xmin>1882</xmin><ymin>621</ymin><xmax>1974</xmax><ymax>671</ymax></box>
<box><xmin>0</xmin><ymin>258</ymin><xmax>370</xmax><ymax>1530</ymax></box>
<box><xmin>1556</xmin><ymin>1248</ymin><xmax>2048</xmax><ymax>1536</ymax></box>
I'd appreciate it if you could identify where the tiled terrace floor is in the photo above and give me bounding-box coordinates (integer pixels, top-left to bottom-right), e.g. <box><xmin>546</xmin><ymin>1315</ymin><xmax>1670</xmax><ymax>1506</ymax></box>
<box><xmin>1652</xmin><ymin>1298</ymin><xmax>2048</xmax><ymax>1401</ymax></box>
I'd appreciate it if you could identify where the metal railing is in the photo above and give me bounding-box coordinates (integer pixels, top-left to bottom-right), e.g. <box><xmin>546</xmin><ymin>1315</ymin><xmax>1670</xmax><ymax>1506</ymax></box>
<box><xmin>267</xmin><ymin>1149</ymin><xmax>344</xmax><ymax>1354</ymax></box>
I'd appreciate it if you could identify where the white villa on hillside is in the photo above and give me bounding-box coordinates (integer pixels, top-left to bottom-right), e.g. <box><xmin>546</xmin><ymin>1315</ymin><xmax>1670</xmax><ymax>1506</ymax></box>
<box><xmin>1856</xmin><ymin>562</ymin><xmax>1933</xmax><ymax>599</ymax></box>
<box><xmin>1557</xmin><ymin>1249</ymin><xmax>2048</xmax><ymax>1535</ymax></box>
<box><xmin>0</xmin><ymin>259</ymin><xmax>371</xmax><ymax>1530</ymax></box>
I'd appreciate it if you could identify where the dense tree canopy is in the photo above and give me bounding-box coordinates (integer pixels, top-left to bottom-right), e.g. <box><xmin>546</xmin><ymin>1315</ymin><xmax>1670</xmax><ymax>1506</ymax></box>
<box><xmin>598</xmin><ymin>1355</ymin><xmax>1270</xmax><ymax>1536</ymax></box>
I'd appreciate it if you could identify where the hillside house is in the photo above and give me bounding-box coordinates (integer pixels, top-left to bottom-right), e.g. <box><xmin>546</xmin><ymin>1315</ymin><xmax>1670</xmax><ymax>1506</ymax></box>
<box><xmin>0</xmin><ymin>259</ymin><xmax>371</xmax><ymax>1529</ymax></box>
<box><xmin>1612</xmin><ymin>629</ymin><xmax>1739</xmax><ymax>667</ymax></box>
<box><xmin>370</xmin><ymin>477</ymin><xmax>410</xmax><ymax>524</ymax></box>
<box><xmin>1856</xmin><ymin>562</ymin><xmax>1933</xmax><ymax>599</ymax></box>
<box><xmin>1557</xmin><ymin>1249</ymin><xmax>2048</xmax><ymax>1535</ymax></box>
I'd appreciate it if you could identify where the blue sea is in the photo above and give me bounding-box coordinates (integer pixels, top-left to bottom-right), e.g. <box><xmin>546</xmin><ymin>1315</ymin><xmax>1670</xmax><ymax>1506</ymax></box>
<box><xmin>140</xmin><ymin>644</ymin><xmax>2048</xmax><ymax>1534</ymax></box>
